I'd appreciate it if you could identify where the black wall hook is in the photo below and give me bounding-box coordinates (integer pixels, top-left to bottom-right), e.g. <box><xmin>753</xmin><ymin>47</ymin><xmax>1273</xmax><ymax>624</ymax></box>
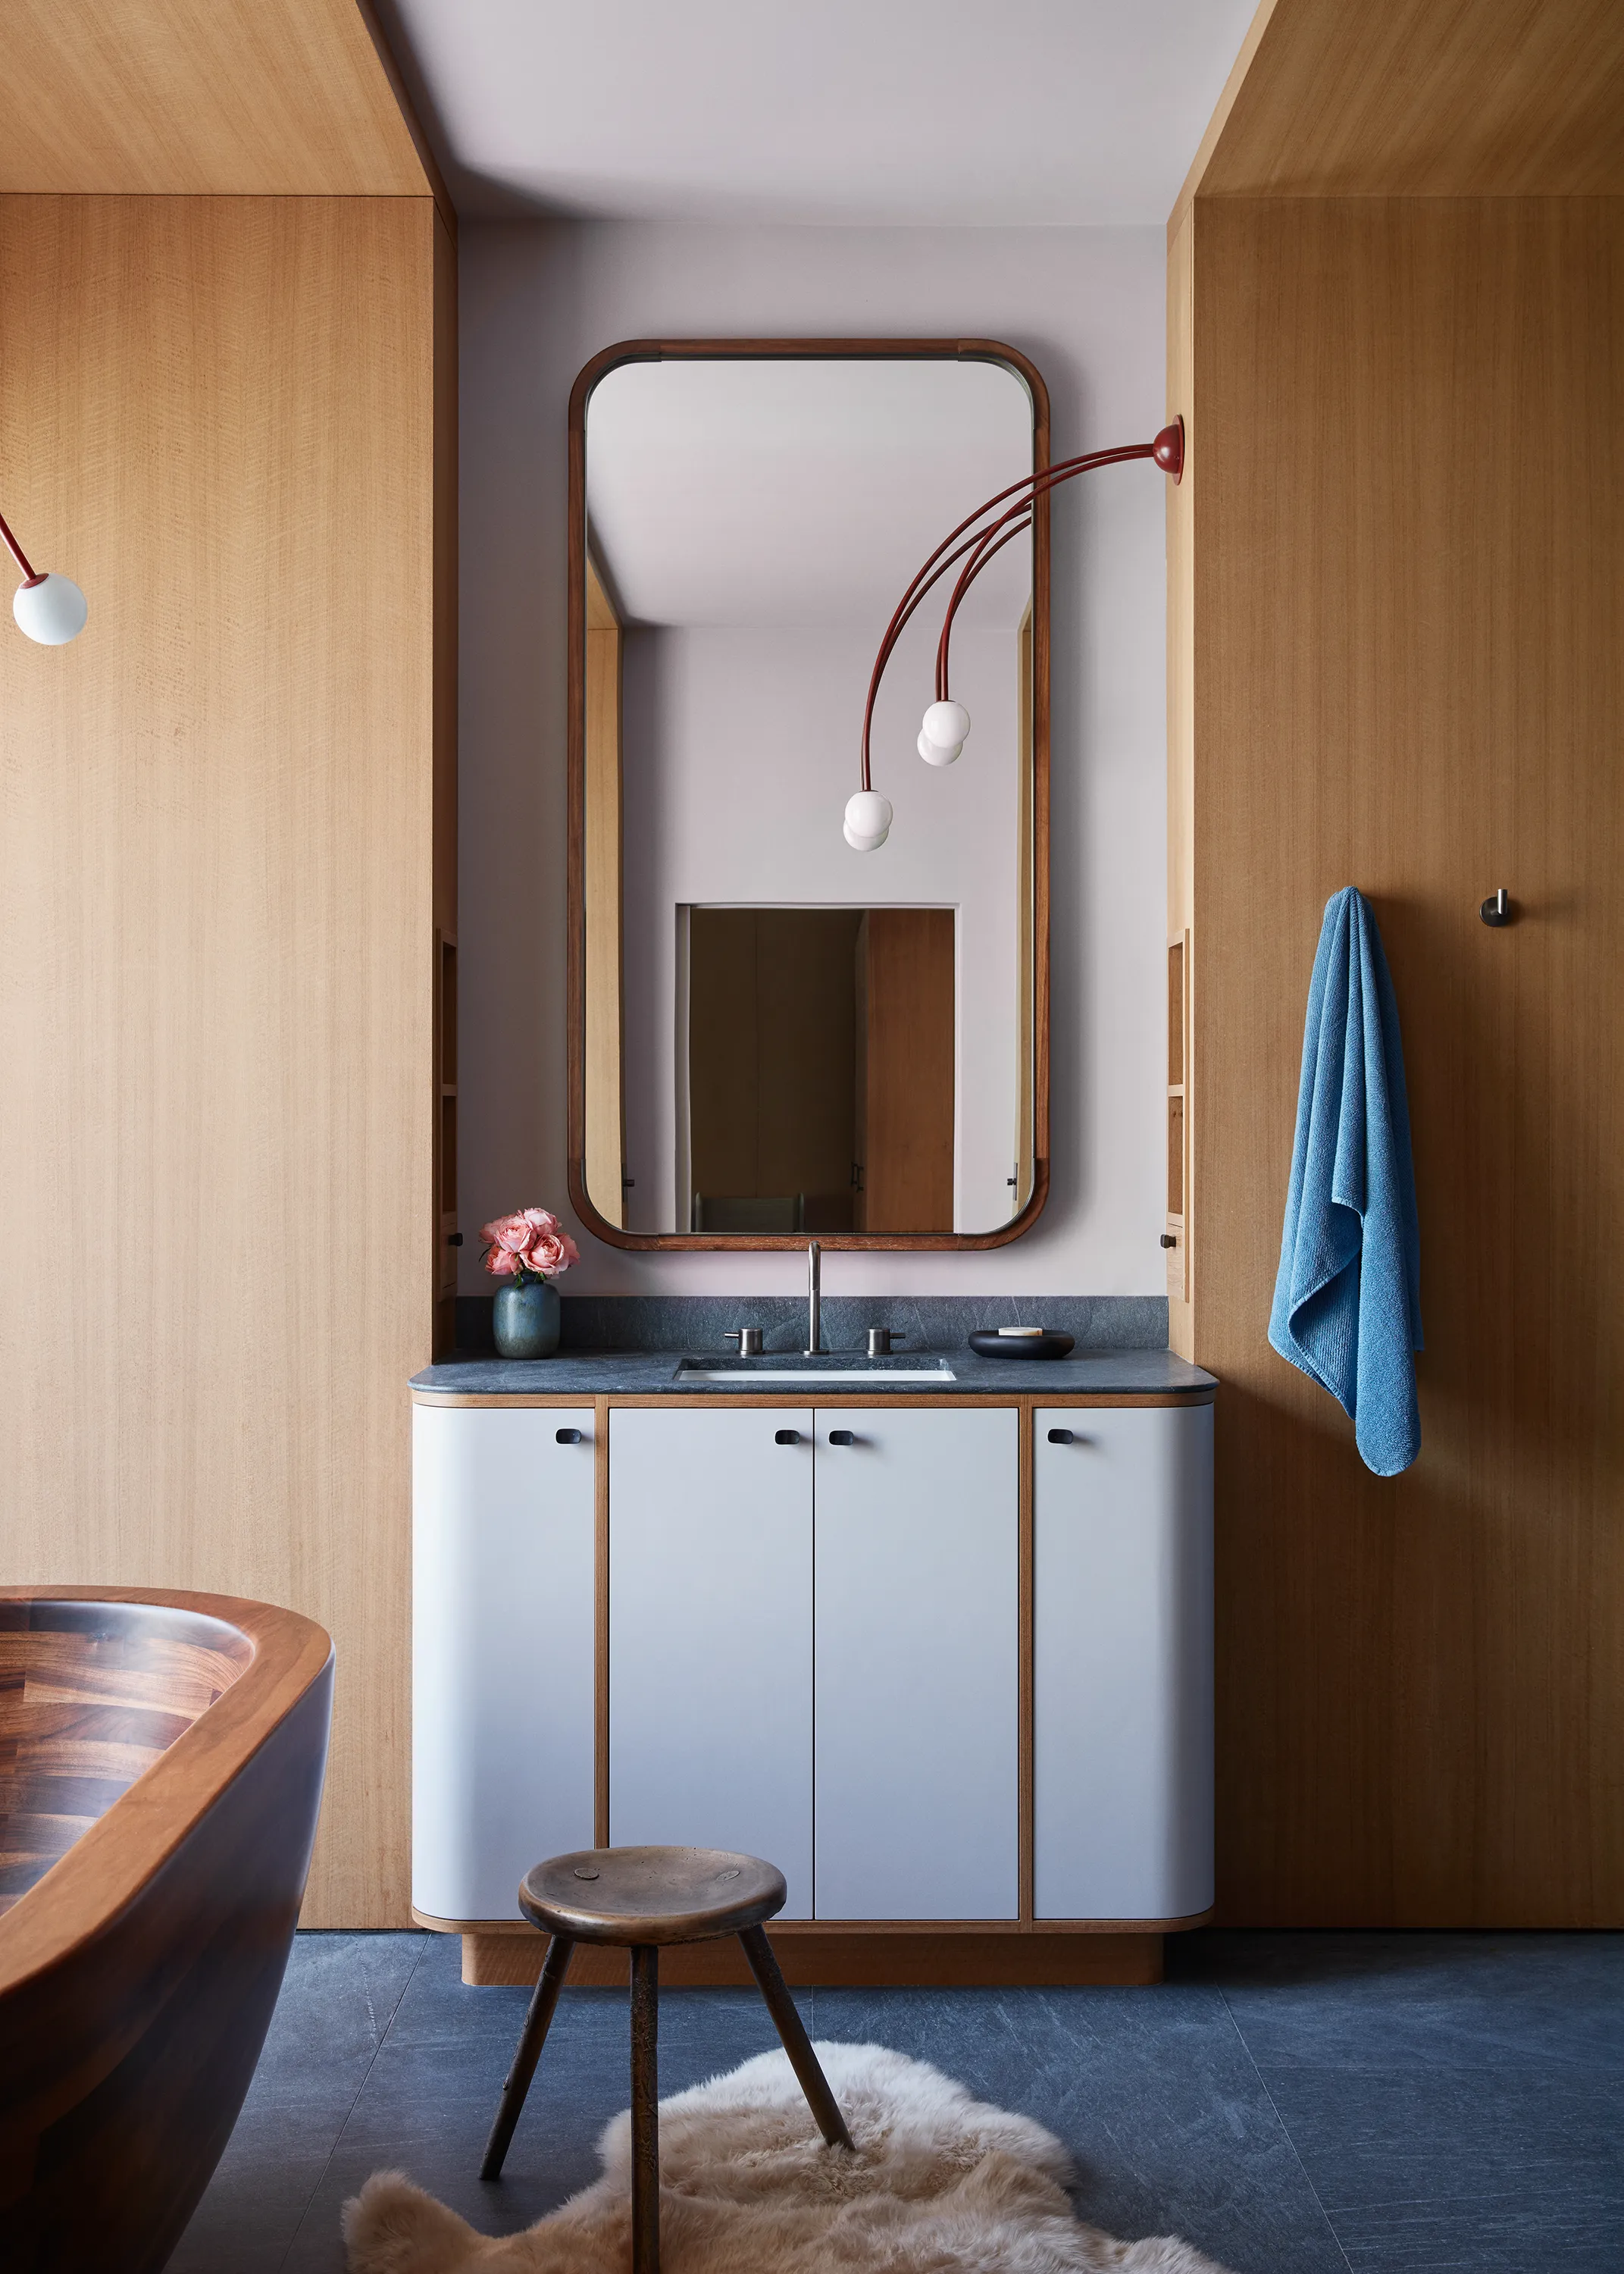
<box><xmin>1480</xmin><ymin>889</ymin><xmax>1513</xmax><ymax>927</ymax></box>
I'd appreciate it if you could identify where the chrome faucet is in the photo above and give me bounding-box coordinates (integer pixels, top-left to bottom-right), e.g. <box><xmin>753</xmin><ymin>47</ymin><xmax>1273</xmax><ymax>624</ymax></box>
<box><xmin>804</xmin><ymin>1239</ymin><xmax>821</xmax><ymax>1355</ymax></box>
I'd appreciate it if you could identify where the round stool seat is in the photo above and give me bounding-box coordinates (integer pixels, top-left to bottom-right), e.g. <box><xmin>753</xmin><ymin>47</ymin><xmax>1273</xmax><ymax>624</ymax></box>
<box><xmin>519</xmin><ymin>1845</ymin><xmax>787</xmax><ymax>1947</ymax></box>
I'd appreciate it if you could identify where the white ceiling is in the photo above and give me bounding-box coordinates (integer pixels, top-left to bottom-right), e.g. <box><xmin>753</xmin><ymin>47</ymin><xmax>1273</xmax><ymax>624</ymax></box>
<box><xmin>386</xmin><ymin>0</ymin><xmax>1255</xmax><ymax>225</ymax></box>
<box><xmin>587</xmin><ymin>358</ymin><xmax>1036</xmax><ymax>629</ymax></box>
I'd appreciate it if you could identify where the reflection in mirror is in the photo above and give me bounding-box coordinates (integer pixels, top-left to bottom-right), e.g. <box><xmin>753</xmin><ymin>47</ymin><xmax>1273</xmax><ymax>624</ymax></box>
<box><xmin>578</xmin><ymin>350</ymin><xmax>1042</xmax><ymax>1241</ymax></box>
<box><xmin>684</xmin><ymin>907</ymin><xmax>955</xmax><ymax>1236</ymax></box>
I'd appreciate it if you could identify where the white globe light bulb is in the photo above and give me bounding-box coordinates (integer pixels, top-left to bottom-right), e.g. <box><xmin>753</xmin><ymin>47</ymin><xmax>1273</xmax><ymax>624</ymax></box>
<box><xmin>918</xmin><ymin>728</ymin><xmax>960</xmax><ymax>767</ymax></box>
<box><xmin>843</xmin><ymin>789</ymin><xmax>893</xmax><ymax>851</ymax></box>
<box><xmin>921</xmin><ymin>700</ymin><xmax>969</xmax><ymax>758</ymax></box>
<box><xmin>13</xmin><ymin>572</ymin><xmax>88</xmax><ymax>646</ymax></box>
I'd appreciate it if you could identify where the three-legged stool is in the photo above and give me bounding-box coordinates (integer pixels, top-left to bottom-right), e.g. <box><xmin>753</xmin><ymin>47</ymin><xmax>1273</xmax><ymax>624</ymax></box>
<box><xmin>480</xmin><ymin>1846</ymin><xmax>852</xmax><ymax>2273</ymax></box>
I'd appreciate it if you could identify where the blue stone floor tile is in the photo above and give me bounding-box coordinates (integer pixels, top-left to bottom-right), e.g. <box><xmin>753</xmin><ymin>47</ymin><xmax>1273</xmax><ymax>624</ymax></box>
<box><xmin>170</xmin><ymin>1931</ymin><xmax>427</xmax><ymax>2274</ymax></box>
<box><xmin>1277</xmin><ymin>2066</ymin><xmax>1623</xmax><ymax>2273</ymax></box>
<box><xmin>812</xmin><ymin>1984</ymin><xmax>1347</xmax><ymax>2273</ymax></box>
<box><xmin>1175</xmin><ymin>1931</ymin><xmax>1624</xmax><ymax>2076</ymax></box>
<box><xmin>1171</xmin><ymin>1934</ymin><xmax>1624</xmax><ymax>2273</ymax></box>
<box><xmin>173</xmin><ymin>1928</ymin><xmax>1624</xmax><ymax>2274</ymax></box>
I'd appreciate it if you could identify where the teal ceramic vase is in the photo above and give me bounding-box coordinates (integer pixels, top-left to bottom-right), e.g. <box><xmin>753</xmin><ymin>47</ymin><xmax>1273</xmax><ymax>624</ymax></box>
<box><xmin>493</xmin><ymin>1277</ymin><xmax>561</xmax><ymax>1359</ymax></box>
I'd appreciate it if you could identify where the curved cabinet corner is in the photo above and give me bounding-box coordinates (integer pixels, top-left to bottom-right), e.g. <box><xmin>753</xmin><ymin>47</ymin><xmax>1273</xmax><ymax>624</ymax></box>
<box><xmin>1033</xmin><ymin>1404</ymin><xmax>1214</xmax><ymax>1921</ymax></box>
<box><xmin>412</xmin><ymin>1405</ymin><xmax>596</xmax><ymax>1922</ymax></box>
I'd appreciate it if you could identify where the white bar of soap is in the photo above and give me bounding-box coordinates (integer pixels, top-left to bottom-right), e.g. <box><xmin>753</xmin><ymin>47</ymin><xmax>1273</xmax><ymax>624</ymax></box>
<box><xmin>997</xmin><ymin>1326</ymin><xmax>1045</xmax><ymax>1336</ymax></box>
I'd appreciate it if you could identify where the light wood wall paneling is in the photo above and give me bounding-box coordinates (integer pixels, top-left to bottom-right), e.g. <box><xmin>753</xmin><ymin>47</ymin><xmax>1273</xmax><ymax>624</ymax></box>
<box><xmin>0</xmin><ymin>0</ymin><xmax>438</xmax><ymax>202</ymax></box>
<box><xmin>1177</xmin><ymin>0</ymin><xmax>1624</xmax><ymax>215</ymax></box>
<box><xmin>1165</xmin><ymin>202</ymin><xmax>1196</xmax><ymax>1354</ymax></box>
<box><xmin>0</xmin><ymin>193</ymin><xmax>447</xmax><ymax>1925</ymax></box>
<box><xmin>1187</xmin><ymin>196</ymin><xmax>1624</xmax><ymax>1925</ymax></box>
<box><xmin>432</xmin><ymin>207</ymin><xmax>459</xmax><ymax>1351</ymax></box>
<box><xmin>584</xmin><ymin>560</ymin><xmax>626</xmax><ymax>1229</ymax></box>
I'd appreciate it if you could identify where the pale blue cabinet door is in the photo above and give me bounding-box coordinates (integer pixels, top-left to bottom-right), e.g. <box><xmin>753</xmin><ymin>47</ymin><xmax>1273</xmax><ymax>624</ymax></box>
<box><xmin>814</xmin><ymin>1405</ymin><xmax>1019</xmax><ymax>1920</ymax></box>
<box><xmin>412</xmin><ymin>1405</ymin><xmax>597</xmax><ymax>1922</ymax></box>
<box><xmin>609</xmin><ymin>1406</ymin><xmax>814</xmax><ymax>1915</ymax></box>
<box><xmin>1034</xmin><ymin>1405</ymin><xmax>1213</xmax><ymax>1921</ymax></box>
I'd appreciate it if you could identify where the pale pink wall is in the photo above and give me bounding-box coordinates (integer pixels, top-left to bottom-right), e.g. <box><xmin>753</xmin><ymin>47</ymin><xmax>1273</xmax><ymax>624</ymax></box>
<box><xmin>618</xmin><ymin>620</ymin><xmax>1021</xmax><ymax>1236</ymax></box>
<box><xmin>457</xmin><ymin>221</ymin><xmax>1167</xmax><ymax>1296</ymax></box>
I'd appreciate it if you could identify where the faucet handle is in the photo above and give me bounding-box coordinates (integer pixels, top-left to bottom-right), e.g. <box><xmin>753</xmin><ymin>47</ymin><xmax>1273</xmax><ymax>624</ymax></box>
<box><xmin>865</xmin><ymin>1326</ymin><xmax>905</xmax><ymax>1358</ymax></box>
<box><xmin>724</xmin><ymin>1326</ymin><xmax>765</xmax><ymax>1357</ymax></box>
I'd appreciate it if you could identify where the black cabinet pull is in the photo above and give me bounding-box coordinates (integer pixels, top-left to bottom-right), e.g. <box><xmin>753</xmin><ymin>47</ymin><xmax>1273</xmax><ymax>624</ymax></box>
<box><xmin>1047</xmin><ymin>1427</ymin><xmax>1074</xmax><ymax>1445</ymax></box>
<box><xmin>774</xmin><ymin>1429</ymin><xmax>800</xmax><ymax>1446</ymax></box>
<box><xmin>555</xmin><ymin>1427</ymin><xmax>583</xmax><ymax>1446</ymax></box>
<box><xmin>828</xmin><ymin>1429</ymin><xmax>856</xmax><ymax>1446</ymax></box>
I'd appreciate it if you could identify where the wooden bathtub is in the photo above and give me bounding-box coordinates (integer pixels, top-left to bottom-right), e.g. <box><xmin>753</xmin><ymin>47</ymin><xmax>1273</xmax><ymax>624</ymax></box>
<box><xmin>0</xmin><ymin>1587</ymin><xmax>333</xmax><ymax>2272</ymax></box>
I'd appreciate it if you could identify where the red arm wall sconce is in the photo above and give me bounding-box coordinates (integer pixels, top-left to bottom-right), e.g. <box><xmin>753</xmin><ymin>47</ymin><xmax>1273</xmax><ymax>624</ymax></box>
<box><xmin>1</xmin><ymin>506</ymin><xmax>87</xmax><ymax>644</ymax></box>
<box><xmin>843</xmin><ymin>416</ymin><xmax>1183</xmax><ymax>849</ymax></box>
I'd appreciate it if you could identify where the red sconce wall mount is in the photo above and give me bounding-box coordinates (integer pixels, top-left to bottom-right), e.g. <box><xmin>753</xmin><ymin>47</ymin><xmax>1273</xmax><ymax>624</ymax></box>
<box><xmin>844</xmin><ymin>416</ymin><xmax>1184</xmax><ymax>850</ymax></box>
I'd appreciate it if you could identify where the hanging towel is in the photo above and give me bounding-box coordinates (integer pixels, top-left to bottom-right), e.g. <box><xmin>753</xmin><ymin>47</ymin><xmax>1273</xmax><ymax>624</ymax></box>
<box><xmin>1269</xmin><ymin>887</ymin><xmax>1424</xmax><ymax>1476</ymax></box>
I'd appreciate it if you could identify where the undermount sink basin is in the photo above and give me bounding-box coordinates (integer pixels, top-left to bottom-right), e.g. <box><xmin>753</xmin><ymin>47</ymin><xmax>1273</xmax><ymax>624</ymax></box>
<box><xmin>674</xmin><ymin>1358</ymin><xmax>956</xmax><ymax>1384</ymax></box>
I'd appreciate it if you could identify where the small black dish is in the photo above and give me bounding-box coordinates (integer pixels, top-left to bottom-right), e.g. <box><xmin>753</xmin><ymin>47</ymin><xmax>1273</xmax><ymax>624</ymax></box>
<box><xmin>968</xmin><ymin>1330</ymin><xmax>1075</xmax><ymax>1361</ymax></box>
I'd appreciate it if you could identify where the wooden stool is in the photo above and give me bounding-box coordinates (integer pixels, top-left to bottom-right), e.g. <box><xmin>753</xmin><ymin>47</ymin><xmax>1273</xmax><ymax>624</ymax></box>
<box><xmin>480</xmin><ymin>1846</ymin><xmax>853</xmax><ymax>2272</ymax></box>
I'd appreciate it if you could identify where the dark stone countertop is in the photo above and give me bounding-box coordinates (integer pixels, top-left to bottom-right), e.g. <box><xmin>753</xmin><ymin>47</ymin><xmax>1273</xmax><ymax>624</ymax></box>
<box><xmin>411</xmin><ymin>1347</ymin><xmax>1216</xmax><ymax>1398</ymax></box>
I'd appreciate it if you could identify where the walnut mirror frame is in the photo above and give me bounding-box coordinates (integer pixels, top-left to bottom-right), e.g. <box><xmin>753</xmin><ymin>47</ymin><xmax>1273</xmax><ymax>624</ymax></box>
<box><xmin>566</xmin><ymin>337</ymin><xmax>1050</xmax><ymax>1251</ymax></box>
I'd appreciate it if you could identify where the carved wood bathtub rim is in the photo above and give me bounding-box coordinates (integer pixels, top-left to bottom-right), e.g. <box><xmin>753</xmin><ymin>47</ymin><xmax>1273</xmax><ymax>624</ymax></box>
<box><xmin>0</xmin><ymin>1586</ymin><xmax>333</xmax><ymax>1997</ymax></box>
<box><xmin>0</xmin><ymin>1586</ymin><xmax>334</xmax><ymax>2273</ymax></box>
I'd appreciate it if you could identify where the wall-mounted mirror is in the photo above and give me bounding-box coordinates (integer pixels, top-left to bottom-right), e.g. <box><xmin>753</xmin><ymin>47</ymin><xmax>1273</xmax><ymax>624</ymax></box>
<box><xmin>568</xmin><ymin>340</ymin><xmax>1049</xmax><ymax>1248</ymax></box>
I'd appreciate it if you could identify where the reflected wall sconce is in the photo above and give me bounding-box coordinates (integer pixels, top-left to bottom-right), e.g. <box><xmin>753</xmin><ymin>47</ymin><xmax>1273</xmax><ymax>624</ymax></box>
<box><xmin>2</xmin><ymin>505</ymin><xmax>87</xmax><ymax>644</ymax></box>
<box><xmin>843</xmin><ymin>417</ymin><xmax>1183</xmax><ymax>850</ymax></box>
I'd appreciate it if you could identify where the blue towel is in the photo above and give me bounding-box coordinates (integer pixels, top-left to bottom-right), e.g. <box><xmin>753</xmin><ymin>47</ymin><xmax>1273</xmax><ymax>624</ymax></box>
<box><xmin>1269</xmin><ymin>888</ymin><xmax>1423</xmax><ymax>1475</ymax></box>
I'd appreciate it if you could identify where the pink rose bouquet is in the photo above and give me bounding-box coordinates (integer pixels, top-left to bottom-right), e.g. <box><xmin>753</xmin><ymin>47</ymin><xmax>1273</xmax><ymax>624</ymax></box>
<box><xmin>480</xmin><ymin>1206</ymin><xmax>580</xmax><ymax>1286</ymax></box>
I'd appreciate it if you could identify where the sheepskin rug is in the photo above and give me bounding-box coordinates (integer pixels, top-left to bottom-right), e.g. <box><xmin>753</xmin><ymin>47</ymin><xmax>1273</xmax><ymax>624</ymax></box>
<box><xmin>342</xmin><ymin>2041</ymin><xmax>1233</xmax><ymax>2273</ymax></box>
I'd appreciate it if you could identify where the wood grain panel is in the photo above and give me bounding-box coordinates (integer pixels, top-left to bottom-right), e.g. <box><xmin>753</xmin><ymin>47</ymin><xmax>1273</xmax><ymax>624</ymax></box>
<box><xmin>460</xmin><ymin>1928</ymin><xmax>1167</xmax><ymax>1988</ymax></box>
<box><xmin>432</xmin><ymin>207</ymin><xmax>460</xmax><ymax>1352</ymax></box>
<box><xmin>0</xmin><ymin>0</ymin><xmax>430</xmax><ymax>199</ymax></box>
<box><xmin>0</xmin><ymin>1605</ymin><xmax>250</xmax><ymax>1912</ymax></box>
<box><xmin>1183</xmin><ymin>0</ymin><xmax>1624</xmax><ymax>208</ymax></box>
<box><xmin>1187</xmin><ymin>197</ymin><xmax>1624</xmax><ymax>1925</ymax></box>
<box><xmin>859</xmin><ymin>909</ymin><xmax>956</xmax><ymax>1233</ymax></box>
<box><xmin>1166</xmin><ymin>205</ymin><xmax>1195</xmax><ymax>1346</ymax></box>
<box><xmin>0</xmin><ymin>194</ymin><xmax>446</xmax><ymax>1925</ymax></box>
<box><xmin>583</xmin><ymin>560</ymin><xmax>626</xmax><ymax>1228</ymax></box>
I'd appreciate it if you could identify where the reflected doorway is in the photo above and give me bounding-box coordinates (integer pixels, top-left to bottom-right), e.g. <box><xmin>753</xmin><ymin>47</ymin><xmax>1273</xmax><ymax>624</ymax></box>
<box><xmin>684</xmin><ymin>907</ymin><xmax>955</xmax><ymax>1235</ymax></box>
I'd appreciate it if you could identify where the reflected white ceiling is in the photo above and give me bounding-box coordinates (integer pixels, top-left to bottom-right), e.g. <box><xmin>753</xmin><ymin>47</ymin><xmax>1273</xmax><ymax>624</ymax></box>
<box><xmin>386</xmin><ymin>0</ymin><xmax>1254</xmax><ymax>224</ymax></box>
<box><xmin>587</xmin><ymin>359</ymin><xmax>1036</xmax><ymax>630</ymax></box>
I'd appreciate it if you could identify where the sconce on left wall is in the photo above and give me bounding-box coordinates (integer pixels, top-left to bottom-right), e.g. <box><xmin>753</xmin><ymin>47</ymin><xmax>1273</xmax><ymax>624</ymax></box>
<box><xmin>2</xmin><ymin>505</ymin><xmax>86</xmax><ymax>644</ymax></box>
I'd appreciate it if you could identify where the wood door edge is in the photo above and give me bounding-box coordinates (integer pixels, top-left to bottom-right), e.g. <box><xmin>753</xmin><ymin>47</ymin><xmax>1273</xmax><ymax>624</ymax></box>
<box><xmin>442</xmin><ymin>1913</ymin><xmax>1206</xmax><ymax>1937</ymax></box>
<box><xmin>410</xmin><ymin>1389</ymin><xmax>1216</xmax><ymax>1411</ymax></box>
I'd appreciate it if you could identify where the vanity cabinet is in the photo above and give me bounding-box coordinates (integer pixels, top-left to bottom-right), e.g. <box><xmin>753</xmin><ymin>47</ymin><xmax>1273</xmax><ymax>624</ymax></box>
<box><xmin>814</xmin><ymin>1407</ymin><xmax>1018</xmax><ymax>1919</ymax></box>
<box><xmin>411</xmin><ymin>1386</ymin><xmax>1213</xmax><ymax>1977</ymax></box>
<box><xmin>1034</xmin><ymin>1406</ymin><xmax>1213</xmax><ymax>1920</ymax></box>
<box><xmin>605</xmin><ymin>1406</ymin><xmax>1019</xmax><ymax>1920</ymax></box>
<box><xmin>608</xmin><ymin>1408</ymin><xmax>814</xmax><ymax>1912</ymax></box>
<box><xmin>412</xmin><ymin>1406</ymin><xmax>596</xmax><ymax>1922</ymax></box>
